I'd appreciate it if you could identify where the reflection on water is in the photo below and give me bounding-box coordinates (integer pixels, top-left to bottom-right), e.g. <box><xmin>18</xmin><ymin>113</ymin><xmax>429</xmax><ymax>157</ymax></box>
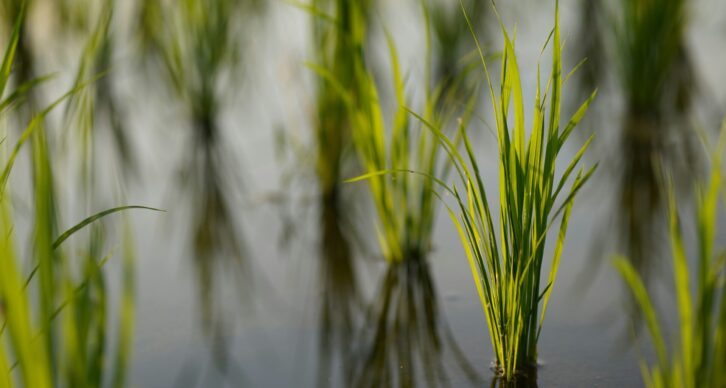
<box><xmin>183</xmin><ymin>114</ymin><xmax>248</xmax><ymax>324</ymax></box>
<box><xmin>317</xmin><ymin>198</ymin><xmax>364</xmax><ymax>387</ymax></box>
<box><xmin>615</xmin><ymin>116</ymin><xmax>668</xmax><ymax>277</ymax></box>
<box><xmin>349</xmin><ymin>257</ymin><xmax>480</xmax><ymax>388</ymax></box>
<box><xmin>2</xmin><ymin>0</ymin><xmax>724</xmax><ymax>386</ymax></box>
<box><xmin>1</xmin><ymin>0</ymin><xmax>40</xmax><ymax>120</ymax></box>
<box><xmin>490</xmin><ymin>368</ymin><xmax>538</xmax><ymax>388</ymax></box>
<box><xmin>134</xmin><ymin>0</ymin><xmax>265</xmax><ymax>379</ymax></box>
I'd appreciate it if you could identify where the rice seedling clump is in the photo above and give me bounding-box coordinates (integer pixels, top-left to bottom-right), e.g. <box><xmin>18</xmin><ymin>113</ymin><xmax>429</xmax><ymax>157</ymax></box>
<box><xmin>434</xmin><ymin>2</ymin><xmax>597</xmax><ymax>381</ymax></box>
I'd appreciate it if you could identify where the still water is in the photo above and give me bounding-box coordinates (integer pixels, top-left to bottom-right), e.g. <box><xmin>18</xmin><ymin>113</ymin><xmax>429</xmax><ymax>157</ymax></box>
<box><xmin>6</xmin><ymin>0</ymin><xmax>726</xmax><ymax>386</ymax></box>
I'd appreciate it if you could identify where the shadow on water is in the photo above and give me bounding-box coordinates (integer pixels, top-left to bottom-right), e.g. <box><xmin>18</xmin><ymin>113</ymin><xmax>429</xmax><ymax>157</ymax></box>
<box><xmin>347</xmin><ymin>256</ymin><xmax>481</xmax><ymax>388</ymax></box>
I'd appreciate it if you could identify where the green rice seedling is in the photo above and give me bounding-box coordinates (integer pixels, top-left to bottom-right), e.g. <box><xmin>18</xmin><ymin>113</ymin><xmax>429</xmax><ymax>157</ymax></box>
<box><xmin>324</xmin><ymin>14</ymin><xmax>471</xmax><ymax>263</ymax></box>
<box><xmin>1</xmin><ymin>10</ymin><xmax>157</xmax><ymax>387</ymax></box>
<box><xmin>307</xmin><ymin>0</ymin><xmax>372</xmax><ymax>203</ymax></box>
<box><xmin>137</xmin><ymin>0</ymin><xmax>258</xmax><ymax>267</ymax></box>
<box><xmin>422</xmin><ymin>2</ymin><xmax>597</xmax><ymax>380</ymax></box>
<box><xmin>614</xmin><ymin>125</ymin><xmax>726</xmax><ymax>388</ymax></box>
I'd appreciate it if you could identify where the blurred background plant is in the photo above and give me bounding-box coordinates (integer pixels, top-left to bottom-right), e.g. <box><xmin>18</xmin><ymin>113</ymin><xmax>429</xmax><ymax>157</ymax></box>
<box><xmin>577</xmin><ymin>0</ymin><xmax>700</xmax><ymax>286</ymax></box>
<box><xmin>0</xmin><ymin>1</ymin><xmax>34</xmax><ymax>83</ymax></box>
<box><xmin>309</xmin><ymin>0</ymin><xmax>372</xmax><ymax>206</ymax></box>
<box><xmin>614</xmin><ymin>0</ymin><xmax>698</xmax><ymax>279</ymax></box>
<box><xmin>0</xmin><ymin>9</ymin><xmax>155</xmax><ymax>387</ymax></box>
<box><xmin>339</xmin><ymin>21</ymin><xmax>471</xmax><ymax>264</ymax></box>
<box><xmin>309</xmin><ymin>3</ymin><xmax>480</xmax><ymax>385</ymax></box>
<box><xmin>614</xmin><ymin>124</ymin><xmax>726</xmax><ymax>388</ymax></box>
<box><xmin>427</xmin><ymin>0</ymin><xmax>487</xmax><ymax>100</ymax></box>
<box><xmin>63</xmin><ymin>0</ymin><xmax>136</xmax><ymax>179</ymax></box>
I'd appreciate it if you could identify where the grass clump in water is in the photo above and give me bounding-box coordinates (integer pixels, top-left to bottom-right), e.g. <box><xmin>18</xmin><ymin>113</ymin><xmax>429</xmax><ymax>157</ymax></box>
<box><xmin>339</xmin><ymin>31</ymin><xmax>468</xmax><ymax>263</ymax></box>
<box><xmin>431</xmin><ymin>2</ymin><xmax>597</xmax><ymax>381</ymax></box>
<box><xmin>309</xmin><ymin>0</ymin><xmax>474</xmax><ymax>263</ymax></box>
<box><xmin>614</xmin><ymin>125</ymin><xmax>726</xmax><ymax>388</ymax></box>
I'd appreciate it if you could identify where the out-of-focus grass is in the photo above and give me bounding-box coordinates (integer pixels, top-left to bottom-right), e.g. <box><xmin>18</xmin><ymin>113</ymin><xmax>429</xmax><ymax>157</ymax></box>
<box><xmin>618</xmin><ymin>0</ymin><xmax>692</xmax><ymax>118</ymax></box>
<box><xmin>329</xmin><ymin>10</ymin><xmax>471</xmax><ymax>264</ymax></box>
<box><xmin>615</xmin><ymin>124</ymin><xmax>726</xmax><ymax>388</ymax></box>
<box><xmin>428</xmin><ymin>0</ymin><xmax>487</xmax><ymax>95</ymax></box>
<box><xmin>308</xmin><ymin>0</ymin><xmax>372</xmax><ymax>204</ymax></box>
<box><xmin>0</xmin><ymin>9</ymin><xmax>157</xmax><ymax>388</ymax></box>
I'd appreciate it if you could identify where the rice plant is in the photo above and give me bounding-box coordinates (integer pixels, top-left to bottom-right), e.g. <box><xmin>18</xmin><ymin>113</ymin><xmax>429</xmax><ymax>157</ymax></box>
<box><xmin>572</xmin><ymin>0</ymin><xmax>699</xmax><ymax>286</ymax></box>
<box><xmin>428</xmin><ymin>2</ymin><xmax>597</xmax><ymax>380</ymax></box>
<box><xmin>0</xmin><ymin>9</ymin><xmax>157</xmax><ymax>388</ymax></box>
<box><xmin>308</xmin><ymin>0</ymin><xmax>372</xmax><ymax>203</ymax></box>
<box><xmin>324</xmin><ymin>17</ymin><xmax>470</xmax><ymax>263</ymax></box>
<box><xmin>575</xmin><ymin>0</ymin><xmax>692</xmax><ymax>117</ymax></box>
<box><xmin>614</xmin><ymin>125</ymin><xmax>726</xmax><ymax>388</ymax></box>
